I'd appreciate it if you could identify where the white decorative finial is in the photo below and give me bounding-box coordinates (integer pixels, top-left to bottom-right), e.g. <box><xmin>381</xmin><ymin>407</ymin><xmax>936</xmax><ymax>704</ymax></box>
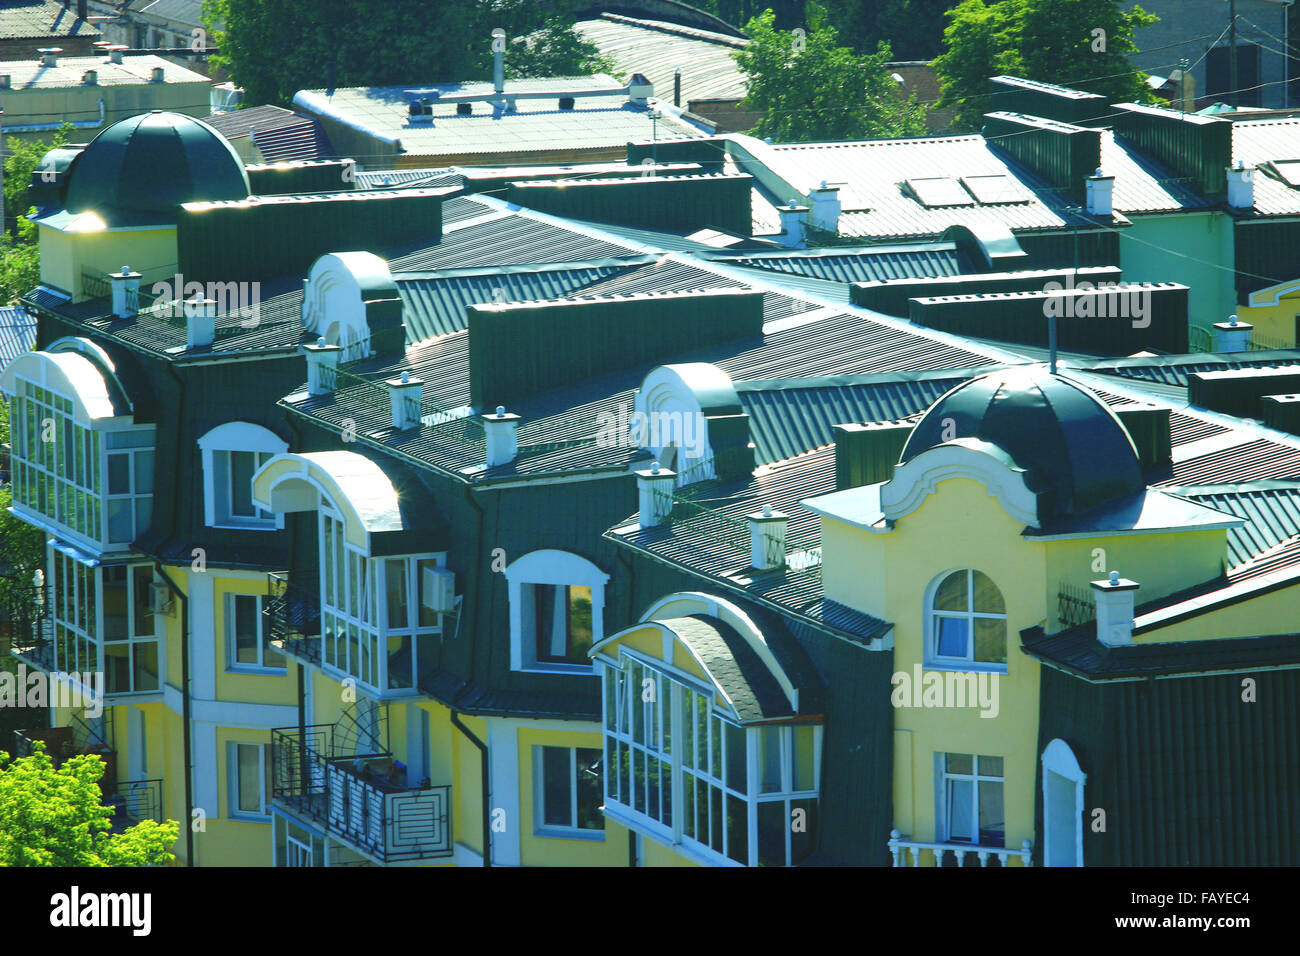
<box><xmin>400</xmin><ymin>370</ymin><xmax>410</xmax><ymax>383</ymax></box>
<box><xmin>495</xmin><ymin>405</ymin><xmax>505</xmax><ymax>417</ymax></box>
<box><xmin>651</xmin><ymin>460</ymin><xmax>661</xmax><ymax>474</ymax></box>
<box><xmin>317</xmin><ymin>336</ymin><xmax>326</xmax><ymax>347</ymax></box>
<box><xmin>1229</xmin><ymin>314</ymin><xmax>1238</xmax><ymax>327</ymax></box>
<box><xmin>121</xmin><ymin>265</ymin><xmax>131</xmax><ymax>275</ymax></box>
<box><xmin>762</xmin><ymin>504</ymin><xmax>772</xmax><ymax>517</ymax></box>
<box><xmin>1109</xmin><ymin>570</ymin><xmax>1120</xmax><ymax>585</ymax></box>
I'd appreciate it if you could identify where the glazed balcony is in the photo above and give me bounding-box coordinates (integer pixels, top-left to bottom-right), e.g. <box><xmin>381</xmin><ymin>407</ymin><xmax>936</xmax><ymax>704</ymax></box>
<box><xmin>2</xmin><ymin>583</ymin><xmax>55</xmax><ymax>673</ymax></box>
<box><xmin>263</xmin><ymin>572</ymin><xmax>323</xmax><ymax>667</ymax></box>
<box><xmin>889</xmin><ymin>830</ymin><xmax>1033</xmax><ymax>867</ymax></box>
<box><xmin>271</xmin><ymin>725</ymin><xmax>452</xmax><ymax>864</ymax></box>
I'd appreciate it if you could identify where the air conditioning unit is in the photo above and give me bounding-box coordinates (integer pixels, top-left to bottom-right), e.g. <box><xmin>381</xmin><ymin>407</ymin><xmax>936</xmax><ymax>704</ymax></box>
<box><xmin>421</xmin><ymin>567</ymin><xmax>456</xmax><ymax>613</ymax></box>
<box><xmin>147</xmin><ymin>581</ymin><xmax>173</xmax><ymax>616</ymax></box>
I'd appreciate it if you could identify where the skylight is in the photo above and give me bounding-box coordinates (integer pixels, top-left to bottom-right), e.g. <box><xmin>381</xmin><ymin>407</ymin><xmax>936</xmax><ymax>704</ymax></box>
<box><xmin>961</xmin><ymin>174</ymin><xmax>1028</xmax><ymax>205</ymax></box>
<box><xmin>1269</xmin><ymin>159</ymin><xmax>1300</xmax><ymax>187</ymax></box>
<box><xmin>906</xmin><ymin>177</ymin><xmax>976</xmax><ymax>208</ymax></box>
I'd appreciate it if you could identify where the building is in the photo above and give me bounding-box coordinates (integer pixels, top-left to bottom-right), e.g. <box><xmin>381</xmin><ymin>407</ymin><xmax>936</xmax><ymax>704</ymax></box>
<box><xmin>0</xmin><ymin>47</ymin><xmax>210</xmax><ymax>142</ymax></box>
<box><xmin>203</xmin><ymin>105</ymin><xmax>335</xmax><ymax>164</ymax></box>
<box><xmin>0</xmin><ymin>0</ymin><xmax>100</xmax><ymax>59</ymax></box>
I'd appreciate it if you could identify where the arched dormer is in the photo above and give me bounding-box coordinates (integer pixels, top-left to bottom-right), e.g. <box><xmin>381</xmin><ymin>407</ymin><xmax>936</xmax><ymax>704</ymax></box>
<box><xmin>590</xmin><ymin>590</ymin><xmax>822</xmax><ymax>867</ymax></box>
<box><xmin>632</xmin><ymin>363</ymin><xmax>754</xmax><ymax>486</ymax></box>
<box><xmin>197</xmin><ymin>422</ymin><xmax>289</xmax><ymax>529</ymax></box>
<box><xmin>300</xmin><ymin>252</ymin><xmax>404</xmax><ymax>363</ymax></box>
<box><xmin>504</xmin><ymin>549</ymin><xmax>610</xmax><ymax>674</ymax></box>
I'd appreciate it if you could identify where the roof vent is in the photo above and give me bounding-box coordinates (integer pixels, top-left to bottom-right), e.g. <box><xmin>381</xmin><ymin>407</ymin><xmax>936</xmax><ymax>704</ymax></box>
<box><xmin>1085</xmin><ymin>167</ymin><xmax>1114</xmax><ymax>217</ymax></box>
<box><xmin>456</xmin><ymin>102</ymin><xmax>472</xmax><ymax>116</ymax></box>
<box><xmin>184</xmin><ymin>295</ymin><xmax>217</xmax><ymax>350</ymax></box>
<box><xmin>82</xmin><ymin>69</ymin><xmax>97</xmax><ymax>85</ymax></box>
<box><xmin>150</xmin><ymin>66</ymin><xmax>165</xmax><ymax>83</ymax></box>
<box><xmin>483</xmin><ymin>404</ymin><xmax>520</xmax><ymax>466</ymax></box>
<box><xmin>832</xmin><ymin>421</ymin><xmax>913</xmax><ymax>490</ymax></box>
<box><xmin>108</xmin><ymin>45</ymin><xmax>127</xmax><ymax>64</ymax></box>
<box><xmin>747</xmin><ymin>504</ymin><xmax>789</xmax><ymax>571</ymax></box>
<box><xmin>558</xmin><ymin>96</ymin><xmax>575</xmax><ymax>110</ymax></box>
<box><xmin>0</xmin><ymin>75</ymin><xmax>10</xmax><ymax>90</ymax></box>
<box><xmin>636</xmin><ymin>461</ymin><xmax>677</xmax><ymax>528</ymax></box>
<box><xmin>1227</xmin><ymin>160</ymin><xmax>1255</xmax><ymax>209</ymax></box>
<box><xmin>38</xmin><ymin>47</ymin><xmax>61</xmax><ymax>68</ymax></box>
<box><xmin>1212</xmin><ymin>314</ymin><xmax>1253</xmax><ymax>353</ymax></box>
<box><xmin>388</xmin><ymin>370</ymin><xmax>424</xmax><ymax>430</ymax></box>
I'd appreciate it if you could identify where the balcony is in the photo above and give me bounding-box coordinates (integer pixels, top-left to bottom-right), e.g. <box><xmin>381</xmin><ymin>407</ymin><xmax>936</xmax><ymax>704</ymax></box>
<box><xmin>106</xmin><ymin>778</ymin><xmax>165</xmax><ymax>829</ymax></box>
<box><xmin>2</xmin><ymin>584</ymin><xmax>55</xmax><ymax>673</ymax></box>
<box><xmin>263</xmin><ymin>572</ymin><xmax>322</xmax><ymax>667</ymax></box>
<box><xmin>889</xmin><ymin>830</ymin><xmax>1033</xmax><ymax>867</ymax></box>
<box><xmin>271</xmin><ymin>726</ymin><xmax>452</xmax><ymax>864</ymax></box>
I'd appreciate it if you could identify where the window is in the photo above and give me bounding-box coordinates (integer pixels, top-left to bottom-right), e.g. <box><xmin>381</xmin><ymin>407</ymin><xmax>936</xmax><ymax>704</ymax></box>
<box><xmin>534</xmin><ymin>745</ymin><xmax>604</xmax><ymax>838</ymax></box>
<box><xmin>939</xmin><ymin>753</ymin><xmax>1004</xmax><ymax>847</ymax></box>
<box><xmin>105</xmin><ymin>430</ymin><xmax>154</xmax><ymax>544</ymax></box>
<box><xmin>228</xmin><ymin>742</ymin><xmax>273</xmax><ymax>820</ymax></box>
<box><xmin>227</xmin><ymin>593</ymin><xmax>285</xmax><ymax>672</ymax></box>
<box><xmin>603</xmin><ymin>655</ymin><xmax>820</xmax><ymax>866</ymax></box>
<box><xmin>198</xmin><ymin>422</ymin><xmax>288</xmax><ymax>530</ymax></box>
<box><xmin>50</xmin><ymin>552</ymin><xmax>159</xmax><ymax>694</ymax></box>
<box><xmin>906</xmin><ymin>177</ymin><xmax>976</xmax><ymax>208</ymax></box>
<box><xmin>927</xmin><ymin>569</ymin><xmax>1007</xmax><ymax>668</ymax></box>
<box><xmin>274</xmin><ymin>815</ymin><xmax>326</xmax><ymax>866</ymax></box>
<box><xmin>505</xmin><ymin>550</ymin><xmax>608</xmax><ymax>674</ymax></box>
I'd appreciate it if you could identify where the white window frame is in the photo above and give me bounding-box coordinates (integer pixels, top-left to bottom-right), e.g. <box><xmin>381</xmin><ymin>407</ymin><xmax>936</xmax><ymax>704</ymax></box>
<box><xmin>924</xmin><ymin>568</ymin><xmax>1008</xmax><ymax>673</ymax></box>
<box><xmin>937</xmin><ymin>752</ymin><xmax>1005</xmax><ymax>848</ymax></box>
<box><xmin>1041</xmin><ymin>739</ymin><xmax>1086</xmax><ymax>867</ymax></box>
<box><xmin>505</xmin><ymin>549</ymin><xmax>608</xmax><ymax>675</ymax></box>
<box><xmin>225</xmin><ymin>592</ymin><xmax>286</xmax><ymax>674</ymax></box>
<box><xmin>532</xmin><ymin>744</ymin><xmax>606</xmax><ymax>841</ymax></box>
<box><xmin>227</xmin><ymin>741</ymin><xmax>272</xmax><ymax>821</ymax></box>
<box><xmin>198</xmin><ymin>422</ymin><xmax>288</xmax><ymax>531</ymax></box>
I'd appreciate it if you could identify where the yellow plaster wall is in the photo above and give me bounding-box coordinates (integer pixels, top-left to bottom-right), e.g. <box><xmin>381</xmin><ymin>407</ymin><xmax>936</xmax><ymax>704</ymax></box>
<box><xmin>517</xmin><ymin>726</ymin><xmax>627</xmax><ymax>867</ymax></box>
<box><xmin>1136</xmin><ymin>580</ymin><xmax>1300</xmax><ymax>643</ymax></box>
<box><xmin>212</xmin><ymin>575</ymin><xmax>297</xmax><ymax>706</ymax></box>
<box><xmin>38</xmin><ymin>225</ymin><xmax>178</xmax><ymax>299</ymax></box>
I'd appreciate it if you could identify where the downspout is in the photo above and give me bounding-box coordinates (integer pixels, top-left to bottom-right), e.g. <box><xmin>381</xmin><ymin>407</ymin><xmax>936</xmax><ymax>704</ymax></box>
<box><xmin>158</xmin><ymin>360</ymin><xmax>193</xmax><ymax>866</ymax></box>
<box><xmin>152</xmin><ymin>562</ymin><xmax>192</xmax><ymax>867</ymax></box>
<box><xmin>449</xmin><ymin>479</ymin><xmax>490</xmax><ymax>865</ymax></box>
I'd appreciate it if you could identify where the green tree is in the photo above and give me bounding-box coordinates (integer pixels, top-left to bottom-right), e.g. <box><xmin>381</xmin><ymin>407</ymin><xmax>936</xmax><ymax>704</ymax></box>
<box><xmin>505</xmin><ymin>17</ymin><xmax>619</xmax><ymax>80</ymax></box>
<box><xmin>0</xmin><ymin>744</ymin><xmax>179</xmax><ymax>866</ymax></box>
<box><xmin>734</xmin><ymin>9</ymin><xmax>927</xmax><ymax>142</ymax></box>
<box><xmin>0</xmin><ymin>125</ymin><xmax>69</xmax><ymax>304</ymax></box>
<box><xmin>935</xmin><ymin>0</ymin><xmax>1156</xmax><ymax>131</ymax></box>
<box><xmin>205</xmin><ymin>0</ymin><xmax>611</xmax><ymax>107</ymax></box>
<box><xmin>820</xmin><ymin>0</ymin><xmax>961</xmax><ymax>61</ymax></box>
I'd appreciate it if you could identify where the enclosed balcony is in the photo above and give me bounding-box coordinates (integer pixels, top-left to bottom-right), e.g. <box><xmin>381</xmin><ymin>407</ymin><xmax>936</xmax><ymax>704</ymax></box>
<box><xmin>3</xmin><ymin>583</ymin><xmax>56</xmax><ymax>673</ymax></box>
<box><xmin>263</xmin><ymin>572</ymin><xmax>323</xmax><ymax>667</ymax></box>
<box><xmin>271</xmin><ymin>725</ymin><xmax>452</xmax><ymax>865</ymax></box>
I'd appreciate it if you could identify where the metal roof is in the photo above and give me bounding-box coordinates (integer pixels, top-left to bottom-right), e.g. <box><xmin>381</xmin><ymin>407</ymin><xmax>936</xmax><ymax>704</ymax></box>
<box><xmin>715</xmin><ymin>243</ymin><xmax>969</xmax><ymax>284</ymax></box>
<box><xmin>574</xmin><ymin>14</ymin><xmax>747</xmax><ymax>105</ymax></box>
<box><xmin>0</xmin><ymin>305</ymin><xmax>36</xmax><ymax>371</ymax></box>
<box><xmin>354</xmin><ymin>168</ymin><xmax>463</xmax><ymax>191</ymax></box>
<box><xmin>1169</xmin><ymin>481</ymin><xmax>1300</xmax><ymax>568</ymax></box>
<box><xmin>0</xmin><ymin>53</ymin><xmax>202</xmax><ymax>88</ymax></box>
<box><xmin>1023</xmin><ymin>626</ymin><xmax>1300</xmax><ymax>680</ymax></box>
<box><xmin>1099</xmin><ymin>130</ymin><xmax>1213</xmax><ymax>214</ymax></box>
<box><xmin>293</xmin><ymin>77</ymin><xmax>706</xmax><ymax>162</ymax></box>
<box><xmin>0</xmin><ymin>0</ymin><xmax>99</xmax><ymax>39</ymax></box>
<box><xmin>1232</xmin><ymin>118</ymin><xmax>1300</xmax><ymax>217</ymax></box>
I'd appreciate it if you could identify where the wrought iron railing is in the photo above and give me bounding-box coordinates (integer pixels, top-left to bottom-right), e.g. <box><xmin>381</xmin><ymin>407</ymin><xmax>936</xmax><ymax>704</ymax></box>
<box><xmin>264</xmin><ymin>572</ymin><xmax>322</xmax><ymax>665</ymax></box>
<box><xmin>3</xmin><ymin>583</ymin><xmax>55</xmax><ymax>672</ymax></box>
<box><xmin>1057</xmin><ymin>582</ymin><xmax>1096</xmax><ymax>630</ymax></box>
<box><xmin>271</xmin><ymin>726</ymin><xmax>452</xmax><ymax>863</ymax></box>
<box><xmin>1188</xmin><ymin>325</ymin><xmax>1213</xmax><ymax>354</ymax></box>
<box><xmin>112</xmin><ymin>778</ymin><xmax>164</xmax><ymax>825</ymax></box>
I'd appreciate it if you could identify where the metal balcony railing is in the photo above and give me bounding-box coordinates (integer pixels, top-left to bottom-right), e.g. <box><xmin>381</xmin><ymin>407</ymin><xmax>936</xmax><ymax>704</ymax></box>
<box><xmin>271</xmin><ymin>725</ymin><xmax>452</xmax><ymax>864</ymax></box>
<box><xmin>889</xmin><ymin>830</ymin><xmax>1033</xmax><ymax>867</ymax></box>
<box><xmin>109</xmin><ymin>778</ymin><xmax>164</xmax><ymax>826</ymax></box>
<box><xmin>3</xmin><ymin>584</ymin><xmax>55</xmax><ymax>672</ymax></box>
<box><xmin>264</xmin><ymin>572</ymin><xmax>322</xmax><ymax>666</ymax></box>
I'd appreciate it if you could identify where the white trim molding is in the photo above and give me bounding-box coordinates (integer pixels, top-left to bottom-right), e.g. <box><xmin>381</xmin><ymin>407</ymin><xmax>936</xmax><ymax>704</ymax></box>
<box><xmin>198</xmin><ymin>421</ymin><xmax>288</xmax><ymax>530</ymax></box>
<box><xmin>881</xmin><ymin>439</ymin><xmax>1040</xmax><ymax>528</ymax></box>
<box><xmin>1041</xmin><ymin>738</ymin><xmax>1087</xmax><ymax>868</ymax></box>
<box><xmin>504</xmin><ymin>549</ymin><xmax>609</xmax><ymax>674</ymax></box>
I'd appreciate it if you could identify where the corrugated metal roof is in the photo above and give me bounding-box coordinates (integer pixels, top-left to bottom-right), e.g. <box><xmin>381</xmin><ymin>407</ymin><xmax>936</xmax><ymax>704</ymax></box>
<box><xmin>1172</xmin><ymin>482</ymin><xmax>1300</xmax><ymax>568</ymax></box>
<box><xmin>205</xmin><ymin>105</ymin><xmax>304</xmax><ymax>139</ymax></box>
<box><xmin>294</xmin><ymin>77</ymin><xmax>705</xmax><ymax>162</ymax></box>
<box><xmin>385</xmin><ymin>214</ymin><xmax>644</xmax><ymax>271</ymax></box>
<box><xmin>354</xmin><ymin>168</ymin><xmax>464</xmax><ymax>191</ymax></box>
<box><xmin>1232</xmin><ymin>118</ymin><xmax>1300</xmax><ymax>217</ymax></box>
<box><xmin>717</xmin><ymin>244</ymin><xmax>968</xmax><ymax>283</ymax></box>
<box><xmin>0</xmin><ymin>0</ymin><xmax>99</xmax><ymax>39</ymax></box>
<box><xmin>250</xmin><ymin>120</ymin><xmax>335</xmax><ymax>163</ymax></box>
<box><xmin>1158</xmin><ymin>438</ymin><xmax>1300</xmax><ymax>485</ymax></box>
<box><xmin>0</xmin><ymin>54</ymin><xmax>203</xmax><ymax>91</ymax></box>
<box><xmin>1095</xmin><ymin>352</ymin><xmax>1300</xmax><ymax>389</ymax></box>
<box><xmin>574</xmin><ymin>14</ymin><xmax>747</xmax><ymax>105</ymax></box>
<box><xmin>1099</xmin><ymin>130</ymin><xmax>1212</xmax><ymax>214</ymax></box>
<box><xmin>0</xmin><ymin>305</ymin><xmax>36</xmax><ymax>371</ymax></box>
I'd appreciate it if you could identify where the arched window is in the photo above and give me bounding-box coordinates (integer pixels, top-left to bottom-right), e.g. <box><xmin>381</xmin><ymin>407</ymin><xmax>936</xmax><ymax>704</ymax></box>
<box><xmin>504</xmin><ymin>550</ymin><xmax>608</xmax><ymax>674</ymax></box>
<box><xmin>926</xmin><ymin>569</ymin><xmax>1007</xmax><ymax>668</ymax></box>
<box><xmin>198</xmin><ymin>422</ymin><xmax>288</xmax><ymax>530</ymax></box>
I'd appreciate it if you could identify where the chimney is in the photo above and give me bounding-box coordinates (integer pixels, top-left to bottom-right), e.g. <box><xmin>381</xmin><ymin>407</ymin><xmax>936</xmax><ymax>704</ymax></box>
<box><xmin>1085</xmin><ymin>167</ymin><xmax>1114</xmax><ymax>217</ymax></box>
<box><xmin>1227</xmin><ymin>160</ymin><xmax>1255</xmax><ymax>209</ymax></box>
<box><xmin>151</xmin><ymin>66</ymin><xmax>165</xmax><ymax>83</ymax></box>
<box><xmin>303</xmin><ymin>338</ymin><xmax>343</xmax><ymax>395</ymax></box>
<box><xmin>39</xmin><ymin>48</ymin><xmax>62</xmax><ymax>68</ymax></box>
<box><xmin>1213</xmin><ymin>314</ymin><xmax>1253</xmax><ymax>353</ymax></box>
<box><xmin>778</xmin><ymin>200</ymin><xmax>809</xmax><ymax>248</ymax></box>
<box><xmin>635</xmin><ymin>461</ymin><xmax>676</xmax><ymax>528</ymax></box>
<box><xmin>109</xmin><ymin>266</ymin><xmax>141</xmax><ymax>318</ymax></box>
<box><xmin>82</xmin><ymin>69</ymin><xmax>97</xmax><ymax>85</ymax></box>
<box><xmin>77</xmin><ymin>0</ymin><xmax>87</xmax><ymax>21</ymax></box>
<box><xmin>492</xmin><ymin>28</ymin><xmax>506</xmax><ymax>94</ymax></box>
<box><xmin>387</xmin><ymin>371</ymin><xmax>424</xmax><ymax>430</ymax></box>
<box><xmin>184</xmin><ymin>295</ymin><xmax>216</xmax><ymax>350</ymax></box>
<box><xmin>627</xmin><ymin>73</ymin><xmax>653</xmax><ymax>106</ymax></box>
<box><xmin>108</xmin><ymin>46</ymin><xmax>126</xmax><ymax>65</ymax></box>
<box><xmin>808</xmin><ymin>181</ymin><xmax>841</xmax><ymax>234</ymax></box>
<box><xmin>1091</xmin><ymin>571</ymin><xmax>1139</xmax><ymax>646</ymax></box>
<box><xmin>747</xmin><ymin>504</ymin><xmax>788</xmax><ymax>571</ymax></box>
<box><xmin>482</xmin><ymin>405</ymin><xmax>520</xmax><ymax>466</ymax></box>
<box><xmin>673</xmin><ymin>67</ymin><xmax>681</xmax><ymax>107</ymax></box>
<box><xmin>0</xmin><ymin>75</ymin><xmax>11</xmax><ymax>90</ymax></box>
<box><xmin>833</xmin><ymin>421</ymin><xmax>913</xmax><ymax>490</ymax></box>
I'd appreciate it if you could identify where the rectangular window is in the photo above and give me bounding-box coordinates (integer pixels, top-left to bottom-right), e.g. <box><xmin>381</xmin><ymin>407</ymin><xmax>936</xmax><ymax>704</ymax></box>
<box><xmin>533</xmin><ymin>584</ymin><xmax>593</xmax><ymax>666</ymax></box>
<box><xmin>212</xmin><ymin>450</ymin><xmax>274</xmax><ymax>527</ymax></box>
<box><xmin>228</xmin><ymin>593</ymin><xmax>285</xmax><ymax>671</ymax></box>
<box><xmin>535</xmin><ymin>745</ymin><xmax>604</xmax><ymax>837</ymax></box>
<box><xmin>229</xmin><ymin>742</ymin><xmax>272</xmax><ymax>819</ymax></box>
<box><xmin>941</xmin><ymin>753</ymin><xmax>1004</xmax><ymax>848</ymax></box>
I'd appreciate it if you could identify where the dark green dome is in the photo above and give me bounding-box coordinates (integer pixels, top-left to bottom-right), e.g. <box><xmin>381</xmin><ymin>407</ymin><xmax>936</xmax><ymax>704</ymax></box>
<box><xmin>63</xmin><ymin>111</ymin><xmax>250</xmax><ymax>224</ymax></box>
<box><xmin>900</xmin><ymin>365</ymin><xmax>1144</xmax><ymax>519</ymax></box>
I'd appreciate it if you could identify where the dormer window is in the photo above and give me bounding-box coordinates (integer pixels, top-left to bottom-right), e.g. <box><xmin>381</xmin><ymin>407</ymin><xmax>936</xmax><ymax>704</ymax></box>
<box><xmin>927</xmin><ymin>569</ymin><xmax>1007</xmax><ymax>669</ymax></box>
<box><xmin>505</xmin><ymin>550</ymin><xmax>608</xmax><ymax>674</ymax></box>
<box><xmin>198</xmin><ymin>422</ymin><xmax>289</xmax><ymax>530</ymax></box>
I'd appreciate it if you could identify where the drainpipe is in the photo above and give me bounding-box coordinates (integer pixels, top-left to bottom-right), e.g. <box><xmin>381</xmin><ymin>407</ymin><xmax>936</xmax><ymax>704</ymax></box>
<box><xmin>450</xmin><ymin>709</ymin><xmax>490</xmax><ymax>868</ymax></box>
<box><xmin>152</xmin><ymin>562</ymin><xmax>192</xmax><ymax>867</ymax></box>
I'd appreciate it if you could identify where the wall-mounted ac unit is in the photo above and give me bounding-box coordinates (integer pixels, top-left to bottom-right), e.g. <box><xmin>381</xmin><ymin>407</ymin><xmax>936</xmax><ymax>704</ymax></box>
<box><xmin>147</xmin><ymin>581</ymin><xmax>173</xmax><ymax>616</ymax></box>
<box><xmin>421</xmin><ymin>567</ymin><xmax>456</xmax><ymax>613</ymax></box>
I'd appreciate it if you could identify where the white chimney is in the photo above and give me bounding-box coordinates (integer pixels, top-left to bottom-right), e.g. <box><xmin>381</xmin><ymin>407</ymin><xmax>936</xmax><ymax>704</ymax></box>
<box><xmin>778</xmin><ymin>200</ymin><xmax>809</xmax><ymax>249</ymax></box>
<box><xmin>492</xmin><ymin>28</ymin><xmax>506</xmax><ymax>94</ymax></box>
<box><xmin>387</xmin><ymin>371</ymin><xmax>424</xmax><ymax>430</ymax></box>
<box><xmin>184</xmin><ymin>295</ymin><xmax>216</xmax><ymax>349</ymax></box>
<box><xmin>108</xmin><ymin>45</ymin><xmax>126</xmax><ymax>64</ymax></box>
<box><xmin>1085</xmin><ymin>168</ymin><xmax>1114</xmax><ymax>217</ymax></box>
<box><xmin>303</xmin><ymin>338</ymin><xmax>343</xmax><ymax>395</ymax></box>
<box><xmin>151</xmin><ymin>66</ymin><xmax>165</xmax><ymax>83</ymax></box>
<box><xmin>1227</xmin><ymin>160</ymin><xmax>1255</xmax><ymax>209</ymax></box>
<box><xmin>109</xmin><ymin>266</ymin><xmax>141</xmax><ymax>318</ymax></box>
<box><xmin>627</xmin><ymin>73</ymin><xmax>653</xmax><ymax>106</ymax></box>
<box><xmin>82</xmin><ymin>69</ymin><xmax>97</xmax><ymax>85</ymax></box>
<box><xmin>1213</xmin><ymin>314</ymin><xmax>1253</xmax><ymax>353</ymax></box>
<box><xmin>1091</xmin><ymin>571</ymin><xmax>1139</xmax><ymax>646</ymax></box>
<box><xmin>636</xmin><ymin>461</ymin><xmax>677</xmax><ymax>528</ymax></box>
<box><xmin>747</xmin><ymin>504</ymin><xmax>789</xmax><ymax>571</ymax></box>
<box><xmin>483</xmin><ymin>405</ymin><xmax>520</xmax><ymax>466</ymax></box>
<box><xmin>808</xmin><ymin>181</ymin><xmax>840</xmax><ymax>234</ymax></box>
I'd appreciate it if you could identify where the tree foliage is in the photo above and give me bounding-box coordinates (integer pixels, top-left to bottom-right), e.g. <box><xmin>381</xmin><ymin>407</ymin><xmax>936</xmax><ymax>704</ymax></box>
<box><xmin>1</xmin><ymin>125</ymin><xmax>69</xmax><ymax>304</ymax></box>
<box><xmin>205</xmin><ymin>0</ymin><xmax>613</xmax><ymax>107</ymax></box>
<box><xmin>818</xmin><ymin>0</ymin><xmax>961</xmax><ymax>61</ymax></box>
<box><xmin>734</xmin><ymin>9</ymin><xmax>927</xmax><ymax>143</ymax></box>
<box><xmin>0</xmin><ymin>744</ymin><xmax>179</xmax><ymax>866</ymax></box>
<box><xmin>505</xmin><ymin>18</ymin><xmax>619</xmax><ymax>81</ymax></box>
<box><xmin>934</xmin><ymin>0</ymin><xmax>1157</xmax><ymax>131</ymax></box>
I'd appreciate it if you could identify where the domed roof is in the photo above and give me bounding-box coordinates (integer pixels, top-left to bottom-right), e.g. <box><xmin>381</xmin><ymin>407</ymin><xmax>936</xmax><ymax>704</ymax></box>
<box><xmin>899</xmin><ymin>365</ymin><xmax>1144</xmax><ymax>519</ymax></box>
<box><xmin>63</xmin><ymin>111</ymin><xmax>250</xmax><ymax>224</ymax></box>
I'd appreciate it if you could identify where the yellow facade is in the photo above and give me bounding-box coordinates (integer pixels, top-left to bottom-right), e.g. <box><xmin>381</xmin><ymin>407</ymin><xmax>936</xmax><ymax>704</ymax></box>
<box><xmin>1239</xmin><ymin>280</ymin><xmax>1300</xmax><ymax>348</ymax></box>
<box><xmin>37</xmin><ymin>225</ymin><xmax>179</xmax><ymax>301</ymax></box>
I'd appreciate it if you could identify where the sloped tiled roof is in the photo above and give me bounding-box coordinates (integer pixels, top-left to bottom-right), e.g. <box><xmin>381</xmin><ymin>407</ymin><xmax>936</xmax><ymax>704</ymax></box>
<box><xmin>0</xmin><ymin>0</ymin><xmax>99</xmax><ymax>39</ymax></box>
<box><xmin>0</xmin><ymin>304</ymin><xmax>36</xmax><ymax>370</ymax></box>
